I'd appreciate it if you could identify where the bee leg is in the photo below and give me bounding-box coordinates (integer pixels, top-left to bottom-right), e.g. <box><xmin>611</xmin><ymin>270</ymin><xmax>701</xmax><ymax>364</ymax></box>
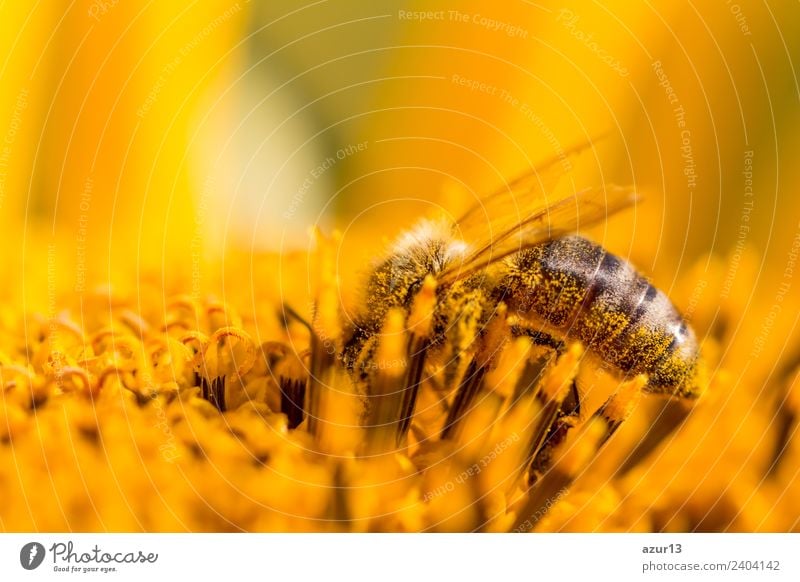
<box><xmin>525</xmin><ymin>375</ymin><xmax>644</xmax><ymax>484</ymax></box>
<box><xmin>510</xmin><ymin>326</ymin><xmax>566</xmax><ymax>355</ymax></box>
<box><xmin>517</xmin><ymin>376</ymin><xmax>648</xmax><ymax>530</ymax></box>
<box><xmin>440</xmin><ymin>359</ymin><xmax>487</xmax><ymax>441</ymax></box>
<box><xmin>562</xmin><ymin>377</ymin><xmax>582</xmax><ymax>416</ymax></box>
<box><xmin>527</xmin><ymin>380</ymin><xmax>581</xmax><ymax>486</ymax></box>
<box><xmin>396</xmin><ymin>337</ymin><xmax>430</xmax><ymax>445</ymax></box>
<box><xmin>514</xmin><ymin>389</ymin><xmax>584</xmax><ymax>532</ymax></box>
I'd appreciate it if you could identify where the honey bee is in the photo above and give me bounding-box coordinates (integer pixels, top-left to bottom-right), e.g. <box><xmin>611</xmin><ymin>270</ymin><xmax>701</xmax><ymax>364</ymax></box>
<box><xmin>342</xmin><ymin>144</ymin><xmax>704</xmax><ymax>456</ymax></box>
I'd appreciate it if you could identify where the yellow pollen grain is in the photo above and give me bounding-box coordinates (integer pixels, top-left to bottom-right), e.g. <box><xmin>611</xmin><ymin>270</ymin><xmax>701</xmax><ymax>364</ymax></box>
<box><xmin>583</xmin><ymin>308</ymin><xmax>628</xmax><ymax>346</ymax></box>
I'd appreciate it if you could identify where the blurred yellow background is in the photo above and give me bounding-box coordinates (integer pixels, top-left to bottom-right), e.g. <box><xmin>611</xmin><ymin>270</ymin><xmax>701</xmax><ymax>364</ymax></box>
<box><xmin>2</xmin><ymin>1</ymin><xmax>798</xmax><ymax>297</ymax></box>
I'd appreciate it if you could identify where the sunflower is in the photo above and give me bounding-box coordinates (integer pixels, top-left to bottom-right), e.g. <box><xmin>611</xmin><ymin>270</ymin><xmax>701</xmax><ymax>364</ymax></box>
<box><xmin>0</xmin><ymin>1</ymin><xmax>798</xmax><ymax>532</ymax></box>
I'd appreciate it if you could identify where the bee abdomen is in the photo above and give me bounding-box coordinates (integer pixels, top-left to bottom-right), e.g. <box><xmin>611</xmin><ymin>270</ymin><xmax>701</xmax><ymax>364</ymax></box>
<box><xmin>502</xmin><ymin>236</ymin><xmax>698</xmax><ymax>392</ymax></box>
<box><xmin>502</xmin><ymin>236</ymin><xmax>606</xmax><ymax>330</ymax></box>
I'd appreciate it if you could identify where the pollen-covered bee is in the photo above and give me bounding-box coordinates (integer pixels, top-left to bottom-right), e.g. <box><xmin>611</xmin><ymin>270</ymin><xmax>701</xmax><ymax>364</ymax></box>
<box><xmin>340</xmin><ymin>145</ymin><xmax>704</xmax><ymax>463</ymax></box>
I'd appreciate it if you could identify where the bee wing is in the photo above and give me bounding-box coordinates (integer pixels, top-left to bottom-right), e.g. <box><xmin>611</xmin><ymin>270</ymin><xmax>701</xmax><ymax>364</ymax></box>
<box><xmin>453</xmin><ymin>139</ymin><xmax>596</xmax><ymax>235</ymax></box>
<box><xmin>438</xmin><ymin>184</ymin><xmax>639</xmax><ymax>285</ymax></box>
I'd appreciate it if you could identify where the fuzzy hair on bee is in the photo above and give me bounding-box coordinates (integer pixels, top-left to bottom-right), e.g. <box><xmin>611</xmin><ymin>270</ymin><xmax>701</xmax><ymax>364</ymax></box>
<box><xmin>354</xmin><ymin>221</ymin><xmax>466</xmax><ymax>321</ymax></box>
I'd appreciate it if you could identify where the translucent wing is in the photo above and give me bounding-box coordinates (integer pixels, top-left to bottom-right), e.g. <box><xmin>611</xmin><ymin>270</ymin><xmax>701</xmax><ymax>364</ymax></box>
<box><xmin>438</xmin><ymin>183</ymin><xmax>639</xmax><ymax>286</ymax></box>
<box><xmin>454</xmin><ymin>138</ymin><xmax>601</xmax><ymax>237</ymax></box>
